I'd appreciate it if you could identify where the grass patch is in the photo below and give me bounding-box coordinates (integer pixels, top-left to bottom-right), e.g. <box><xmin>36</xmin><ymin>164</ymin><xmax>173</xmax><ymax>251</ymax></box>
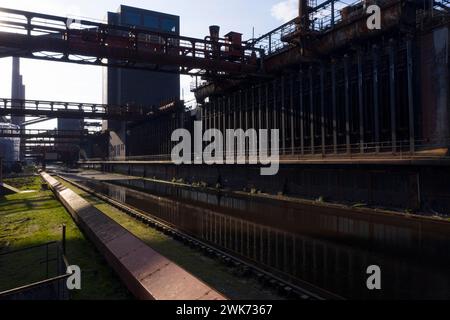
<box><xmin>0</xmin><ymin>176</ymin><xmax>132</xmax><ymax>300</ymax></box>
<box><xmin>3</xmin><ymin>176</ymin><xmax>42</xmax><ymax>191</ymax></box>
<box><xmin>57</xmin><ymin>178</ymin><xmax>282</xmax><ymax>300</ymax></box>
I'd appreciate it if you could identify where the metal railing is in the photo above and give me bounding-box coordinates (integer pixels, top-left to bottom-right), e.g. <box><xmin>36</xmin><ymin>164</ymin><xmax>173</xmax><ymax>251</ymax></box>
<box><xmin>420</xmin><ymin>0</ymin><xmax>450</xmax><ymax>25</ymax></box>
<box><xmin>0</xmin><ymin>241</ymin><xmax>71</xmax><ymax>300</ymax></box>
<box><xmin>0</xmin><ymin>98</ymin><xmax>156</xmax><ymax>121</ymax></box>
<box><xmin>249</xmin><ymin>0</ymin><xmax>356</xmax><ymax>56</ymax></box>
<box><xmin>0</xmin><ymin>6</ymin><xmax>264</xmax><ymax>76</ymax></box>
<box><xmin>249</xmin><ymin>0</ymin><xmax>448</xmax><ymax>56</ymax></box>
<box><xmin>249</xmin><ymin>18</ymin><xmax>297</xmax><ymax>57</ymax></box>
<box><xmin>81</xmin><ymin>139</ymin><xmax>450</xmax><ymax>163</ymax></box>
<box><xmin>0</xmin><ymin>128</ymin><xmax>97</xmax><ymax>139</ymax></box>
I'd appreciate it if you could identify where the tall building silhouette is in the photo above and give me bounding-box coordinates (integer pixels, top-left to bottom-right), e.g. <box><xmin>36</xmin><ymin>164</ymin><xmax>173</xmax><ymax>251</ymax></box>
<box><xmin>11</xmin><ymin>57</ymin><xmax>25</xmax><ymax>126</ymax></box>
<box><xmin>10</xmin><ymin>57</ymin><xmax>25</xmax><ymax>160</ymax></box>
<box><xmin>102</xmin><ymin>5</ymin><xmax>180</xmax><ymax>159</ymax></box>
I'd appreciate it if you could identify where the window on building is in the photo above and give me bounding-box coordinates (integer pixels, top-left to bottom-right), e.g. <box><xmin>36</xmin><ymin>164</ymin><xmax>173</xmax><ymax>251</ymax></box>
<box><xmin>144</xmin><ymin>15</ymin><xmax>158</xmax><ymax>29</ymax></box>
<box><xmin>124</xmin><ymin>12</ymin><xmax>141</xmax><ymax>26</ymax></box>
<box><xmin>161</xmin><ymin>18</ymin><xmax>177</xmax><ymax>33</ymax></box>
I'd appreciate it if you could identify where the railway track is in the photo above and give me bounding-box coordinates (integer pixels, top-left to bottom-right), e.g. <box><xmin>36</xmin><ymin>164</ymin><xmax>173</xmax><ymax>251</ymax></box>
<box><xmin>56</xmin><ymin>174</ymin><xmax>342</xmax><ymax>300</ymax></box>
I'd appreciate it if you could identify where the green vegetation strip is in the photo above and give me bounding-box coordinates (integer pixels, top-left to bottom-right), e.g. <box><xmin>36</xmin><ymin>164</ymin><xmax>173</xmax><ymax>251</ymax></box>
<box><xmin>3</xmin><ymin>175</ymin><xmax>41</xmax><ymax>191</ymax></box>
<box><xmin>0</xmin><ymin>176</ymin><xmax>132</xmax><ymax>300</ymax></box>
<box><xmin>56</xmin><ymin>177</ymin><xmax>282</xmax><ymax>300</ymax></box>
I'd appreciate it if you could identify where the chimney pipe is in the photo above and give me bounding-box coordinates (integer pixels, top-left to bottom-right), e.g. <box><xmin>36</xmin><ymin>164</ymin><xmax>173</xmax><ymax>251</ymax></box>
<box><xmin>209</xmin><ymin>25</ymin><xmax>220</xmax><ymax>41</ymax></box>
<box><xmin>298</xmin><ymin>0</ymin><xmax>309</xmax><ymax>31</ymax></box>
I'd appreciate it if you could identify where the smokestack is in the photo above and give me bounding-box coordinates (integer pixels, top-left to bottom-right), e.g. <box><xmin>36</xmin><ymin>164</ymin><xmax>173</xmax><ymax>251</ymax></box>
<box><xmin>209</xmin><ymin>25</ymin><xmax>220</xmax><ymax>41</ymax></box>
<box><xmin>209</xmin><ymin>25</ymin><xmax>221</xmax><ymax>59</ymax></box>
<box><xmin>297</xmin><ymin>0</ymin><xmax>310</xmax><ymax>31</ymax></box>
<box><xmin>10</xmin><ymin>57</ymin><xmax>26</xmax><ymax>160</ymax></box>
<box><xmin>12</xmin><ymin>57</ymin><xmax>19</xmax><ymax>76</ymax></box>
<box><xmin>11</xmin><ymin>57</ymin><xmax>25</xmax><ymax>127</ymax></box>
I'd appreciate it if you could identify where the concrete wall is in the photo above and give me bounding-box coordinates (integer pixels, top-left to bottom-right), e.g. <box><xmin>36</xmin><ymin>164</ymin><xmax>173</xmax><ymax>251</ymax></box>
<box><xmin>88</xmin><ymin>162</ymin><xmax>450</xmax><ymax>214</ymax></box>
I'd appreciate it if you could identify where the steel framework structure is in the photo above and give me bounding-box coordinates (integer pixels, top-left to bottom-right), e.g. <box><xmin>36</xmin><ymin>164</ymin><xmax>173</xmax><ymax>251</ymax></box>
<box><xmin>0</xmin><ymin>128</ymin><xmax>96</xmax><ymax>139</ymax></box>
<box><xmin>0</xmin><ymin>98</ymin><xmax>164</xmax><ymax>121</ymax></box>
<box><xmin>0</xmin><ymin>7</ymin><xmax>263</xmax><ymax>78</ymax></box>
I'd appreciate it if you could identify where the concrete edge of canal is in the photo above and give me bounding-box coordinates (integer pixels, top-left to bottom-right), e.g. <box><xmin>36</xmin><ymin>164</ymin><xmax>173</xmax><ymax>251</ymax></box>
<box><xmin>40</xmin><ymin>171</ymin><xmax>227</xmax><ymax>301</ymax></box>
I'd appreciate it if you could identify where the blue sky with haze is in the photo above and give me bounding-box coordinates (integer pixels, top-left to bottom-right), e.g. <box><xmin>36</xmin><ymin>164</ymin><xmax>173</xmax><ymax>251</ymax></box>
<box><xmin>0</xmin><ymin>0</ymin><xmax>298</xmax><ymax>129</ymax></box>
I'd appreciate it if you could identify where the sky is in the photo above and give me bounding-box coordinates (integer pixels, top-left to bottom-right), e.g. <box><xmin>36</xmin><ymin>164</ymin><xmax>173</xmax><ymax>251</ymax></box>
<box><xmin>0</xmin><ymin>0</ymin><xmax>299</xmax><ymax>129</ymax></box>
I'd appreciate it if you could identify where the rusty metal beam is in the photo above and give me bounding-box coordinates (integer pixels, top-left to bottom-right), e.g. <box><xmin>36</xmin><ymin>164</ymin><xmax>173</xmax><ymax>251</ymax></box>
<box><xmin>389</xmin><ymin>39</ymin><xmax>397</xmax><ymax>153</ymax></box>
<box><xmin>407</xmin><ymin>37</ymin><xmax>416</xmax><ymax>153</ymax></box>
<box><xmin>0</xmin><ymin>7</ymin><xmax>262</xmax><ymax>77</ymax></box>
<box><xmin>358</xmin><ymin>50</ymin><xmax>365</xmax><ymax>153</ymax></box>
<box><xmin>263</xmin><ymin>0</ymin><xmax>412</xmax><ymax>73</ymax></box>
<box><xmin>331</xmin><ymin>59</ymin><xmax>338</xmax><ymax>154</ymax></box>
<box><xmin>320</xmin><ymin>63</ymin><xmax>326</xmax><ymax>155</ymax></box>
<box><xmin>0</xmin><ymin>128</ymin><xmax>95</xmax><ymax>139</ymax></box>
<box><xmin>309</xmin><ymin>66</ymin><xmax>315</xmax><ymax>154</ymax></box>
<box><xmin>245</xmin><ymin>89</ymin><xmax>249</xmax><ymax>131</ymax></box>
<box><xmin>228</xmin><ymin>96</ymin><xmax>232</xmax><ymax>132</ymax></box>
<box><xmin>299</xmin><ymin>67</ymin><xmax>305</xmax><ymax>155</ymax></box>
<box><xmin>258</xmin><ymin>85</ymin><xmax>262</xmax><ymax>131</ymax></box>
<box><xmin>233</xmin><ymin>92</ymin><xmax>237</xmax><ymax>130</ymax></box>
<box><xmin>273</xmin><ymin>80</ymin><xmax>277</xmax><ymax>130</ymax></box>
<box><xmin>344</xmin><ymin>55</ymin><xmax>351</xmax><ymax>154</ymax></box>
<box><xmin>264</xmin><ymin>83</ymin><xmax>268</xmax><ymax>130</ymax></box>
<box><xmin>372</xmin><ymin>45</ymin><xmax>381</xmax><ymax>153</ymax></box>
<box><xmin>0</xmin><ymin>98</ymin><xmax>157</xmax><ymax>121</ymax></box>
<box><xmin>251</xmin><ymin>86</ymin><xmax>255</xmax><ymax>132</ymax></box>
<box><xmin>239</xmin><ymin>90</ymin><xmax>243</xmax><ymax>129</ymax></box>
<box><xmin>281</xmin><ymin>76</ymin><xmax>286</xmax><ymax>153</ymax></box>
<box><xmin>290</xmin><ymin>73</ymin><xmax>295</xmax><ymax>155</ymax></box>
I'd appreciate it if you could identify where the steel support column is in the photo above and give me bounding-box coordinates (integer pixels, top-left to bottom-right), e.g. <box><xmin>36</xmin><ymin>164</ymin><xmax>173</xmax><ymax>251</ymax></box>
<box><xmin>281</xmin><ymin>76</ymin><xmax>286</xmax><ymax>154</ymax></box>
<box><xmin>213</xmin><ymin>99</ymin><xmax>217</xmax><ymax>130</ymax></box>
<box><xmin>357</xmin><ymin>50</ymin><xmax>365</xmax><ymax>153</ymax></box>
<box><xmin>406</xmin><ymin>37</ymin><xmax>415</xmax><ymax>153</ymax></box>
<box><xmin>389</xmin><ymin>40</ymin><xmax>397</xmax><ymax>153</ymax></box>
<box><xmin>208</xmin><ymin>100</ymin><xmax>213</xmax><ymax>132</ymax></box>
<box><xmin>216</xmin><ymin>98</ymin><xmax>220</xmax><ymax>132</ymax></box>
<box><xmin>223</xmin><ymin>96</ymin><xmax>227</xmax><ymax>132</ymax></box>
<box><xmin>222</xmin><ymin>97</ymin><xmax>226</xmax><ymax>151</ymax></box>
<box><xmin>251</xmin><ymin>86</ymin><xmax>255</xmax><ymax>130</ymax></box>
<box><xmin>344</xmin><ymin>55</ymin><xmax>351</xmax><ymax>154</ymax></box>
<box><xmin>228</xmin><ymin>96</ymin><xmax>232</xmax><ymax>131</ymax></box>
<box><xmin>251</xmin><ymin>86</ymin><xmax>256</xmax><ymax>155</ymax></box>
<box><xmin>372</xmin><ymin>45</ymin><xmax>380</xmax><ymax>153</ymax></box>
<box><xmin>290</xmin><ymin>73</ymin><xmax>295</xmax><ymax>155</ymax></box>
<box><xmin>273</xmin><ymin>80</ymin><xmax>277</xmax><ymax>130</ymax></box>
<box><xmin>239</xmin><ymin>91</ymin><xmax>243</xmax><ymax>129</ymax></box>
<box><xmin>208</xmin><ymin>101</ymin><xmax>212</xmax><ymax>133</ymax></box>
<box><xmin>245</xmin><ymin>89</ymin><xmax>249</xmax><ymax>131</ymax></box>
<box><xmin>320</xmin><ymin>63</ymin><xmax>326</xmax><ymax>155</ymax></box>
<box><xmin>331</xmin><ymin>59</ymin><xmax>338</xmax><ymax>154</ymax></box>
<box><xmin>203</xmin><ymin>105</ymin><xmax>208</xmax><ymax>134</ymax></box>
<box><xmin>233</xmin><ymin>92</ymin><xmax>237</xmax><ymax>130</ymax></box>
<box><xmin>309</xmin><ymin>66</ymin><xmax>315</xmax><ymax>154</ymax></box>
<box><xmin>219</xmin><ymin>97</ymin><xmax>223</xmax><ymax>133</ymax></box>
<box><xmin>216</xmin><ymin>98</ymin><xmax>219</xmax><ymax>131</ymax></box>
<box><xmin>265</xmin><ymin>83</ymin><xmax>270</xmax><ymax>129</ymax></box>
<box><xmin>258</xmin><ymin>85</ymin><xmax>262</xmax><ymax>131</ymax></box>
<box><xmin>299</xmin><ymin>68</ymin><xmax>305</xmax><ymax>155</ymax></box>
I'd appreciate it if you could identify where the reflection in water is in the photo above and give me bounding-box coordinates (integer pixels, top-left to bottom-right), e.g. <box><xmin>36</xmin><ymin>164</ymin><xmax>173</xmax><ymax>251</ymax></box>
<box><xmin>79</xmin><ymin>179</ymin><xmax>450</xmax><ymax>299</ymax></box>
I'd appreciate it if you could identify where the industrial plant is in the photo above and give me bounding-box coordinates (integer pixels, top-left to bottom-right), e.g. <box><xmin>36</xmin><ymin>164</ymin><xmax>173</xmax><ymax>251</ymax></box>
<box><xmin>0</xmin><ymin>0</ymin><xmax>449</xmax><ymax>304</ymax></box>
